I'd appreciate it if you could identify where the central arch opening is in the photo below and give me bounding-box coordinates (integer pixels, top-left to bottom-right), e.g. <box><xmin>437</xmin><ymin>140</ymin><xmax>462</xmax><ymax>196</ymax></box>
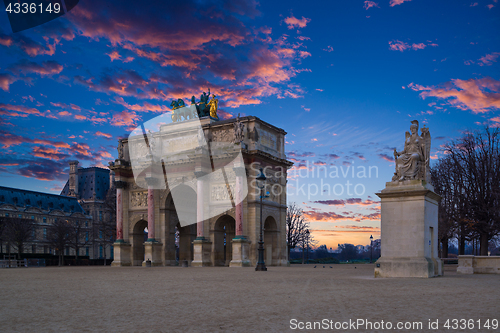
<box><xmin>164</xmin><ymin>184</ymin><xmax>197</xmax><ymax>265</ymax></box>
<box><xmin>132</xmin><ymin>219</ymin><xmax>148</xmax><ymax>266</ymax></box>
<box><xmin>264</xmin><ymin>216</ymin><xmax>278</xmax><ymax>266</ymax></box>
<box><xmin>213</xmin><ymin>215</ymin><xmax>235</xmax><ymax>266</ymax></box>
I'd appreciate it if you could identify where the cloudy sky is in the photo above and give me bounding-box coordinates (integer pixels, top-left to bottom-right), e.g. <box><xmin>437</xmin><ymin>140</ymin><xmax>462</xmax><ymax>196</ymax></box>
<box><xmin>0</xmin><ymin>0</ymin><xmax>499</xmax><ymax>248</ymax></box>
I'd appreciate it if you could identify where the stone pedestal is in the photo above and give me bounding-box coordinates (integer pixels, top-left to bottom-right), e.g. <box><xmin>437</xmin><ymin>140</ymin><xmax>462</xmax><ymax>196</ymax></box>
<box><xmin>142</xmin><ymin>242</ymin><xmax>163</xmax><ymax>266</ymax></box>
<box><xmin>457</xmin><ymin>255</ymin><xmax>474</xmax><ymax>274</ymax></box>
<box><xmin>375</xmin><ymin>180</ymin><xmax>443</xmax><ymax>278</ymax></box>
<box><xmin>229</xmin><ymin>237</ymin><xmax>251</xmax><ymax>267</ymax></box>
<box><xmin>191</xmin><ymin>238</ymin><xmax>212</xmax><ymax>267</ymax></box>
<box><xmin>111</xmin><ymin>241</ymin><xmax>132</xmax><ymax>267</ymax></box>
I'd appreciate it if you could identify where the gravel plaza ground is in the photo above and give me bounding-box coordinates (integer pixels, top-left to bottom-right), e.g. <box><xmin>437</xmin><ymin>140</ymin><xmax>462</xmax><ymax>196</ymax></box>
<box><xmin>0</xmin><ymin>264</ymin><xmax>499</xmax><ymax>333</ymax></box>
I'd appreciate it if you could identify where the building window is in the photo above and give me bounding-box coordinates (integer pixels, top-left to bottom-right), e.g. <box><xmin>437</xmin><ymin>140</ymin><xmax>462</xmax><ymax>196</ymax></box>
<box><xmin>43</xmin><ymin>228</ymin><xmax>47</xmax><ymax>239</ymax></box>
<box><xmin>85</xmin><ymin>232</ymin><xmax>89</xmax><ymax>242</ymax></box>
<box><xmin>99</xmin><ymin>211</ymin><xmax>102</xmax><ymax>221</ymax></box>
<box><xmin>5</xmin><ymin>213</ymin><xmax>8</xmax><ymax>217</ymax></box>
<box><xmin>85</xmin><ymin>220</ymin><xmax>88</xmax><ymax>227</ymax></box>
<box><xmin>66</xmin><ymin>247</ymin><xmax>70</xmax><ymax>255</ymax></box>
<box><xmin>110</xmin><ymin>245</ymin><xmax>114</xmax><ymax>259</ymax></box>
<box><xmin>18</xmin><ymin>214</ymin><xmax>22</xmax><ymax>218</ymax></box>
<box><xmin>44</xmin><ymin>245</ymin><xmax>48</xmax><ymax>254</ymax></box>
<box><xmin>32</xmin><ymin>244</ymin><xmax>36</xmax><ymax>253</ymax></box>
<box><xmin>31</xmin><ymin>215</ymin><xmax>35</xmax><ymax>219</ymax></box>
<box><xmin>85</xmin><ymin>247</ymin><xmax>89</xmax><ymax>256</ymax></box>
<box><xmin>99</xmin><ymin>245</ymin><xmax>103</xmax><ymax>258</ymax></box>
<box><xmin>43</xmin><ymin>217</ymin><xmax>46</xmax><ymax>224</ymax></box>
<box><xmin>99</xmin><ymin>230</ymin><xmax>103</xmax><ymax>239</ymax></box>
<box><xmin>32</xmin><ymin>229</ymin><xmax>35</xmax><ymax>238</ymax></box>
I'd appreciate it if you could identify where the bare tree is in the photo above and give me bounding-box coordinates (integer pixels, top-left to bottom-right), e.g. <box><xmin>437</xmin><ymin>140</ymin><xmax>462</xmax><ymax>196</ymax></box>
<box><xmin>338</xmin><ymin>243</ymin><xmax>358</xmax><ymax>261</ymax></box>
<box><xmin>47</xmin><ymin>218</ymin><xmax>72</xmax><ymax>266</ymax></box>
<box><xmin>286</xmin><ymin>203</ymin><xmax>310</xmax><ymax>261</ymax></box>
<box><xmin>433</xmin><ymin>127</ymin><xmax>500</xmax><ymax>256</ymax></box>
<box><xmin>97</xmin><ymin>186</ymin><xmax>117</xmax><ymax>264</ymax></box>
<box><xmin>1</xmin><ymin>217</ymin><xmax>34</xmax><ymax>259</ymax></box>
<box><xmin>298</xmin><ymin>228</ymin><xmax>317</xmax><ymax>264</ymax></box>
<box><xmin>67</xmin><ymin>219</ymin><xmax>91</xmax><ymax>265</ymax></box>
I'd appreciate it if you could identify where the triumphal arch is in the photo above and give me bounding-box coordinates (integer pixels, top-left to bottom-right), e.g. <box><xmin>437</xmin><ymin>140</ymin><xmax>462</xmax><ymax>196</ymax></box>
<box><xmin>109</xmin><ymin>98</ymin><xmax>292</xmax><ymax>267</ymax></box>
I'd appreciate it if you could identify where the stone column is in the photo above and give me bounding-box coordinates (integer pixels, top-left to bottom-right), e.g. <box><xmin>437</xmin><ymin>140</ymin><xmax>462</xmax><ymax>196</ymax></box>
<box><xmin>115</xmin><ymin>181</ymin><xmax>127</xmax><ymax>242</ymax></box>
<box><xmin>143</xmin><ymin>176</ymin><xmax>162</xmax><ymax>266</ymax></box>
<box><xmin>230</xmin><ymin>165</ymin><xmax>250</xmax><ymax>267</ymax></box>
<box><xmin>146</xmin><ymin>177</ymin><xmax>156</xmax><ymax>242</ymax></box>
<box><xmin>196</xmin><ymin>175</ymin><xmax>205</xmax><ymax>239</ymax></box>
<box><xmin>234</xmin><ymin>166</ymin><xmax>244</xmax><ymax>236</ymax></box>
<box><xmin>192</xmin><ymin>171</ymin><xmax>212</xmax><ymax>267</ymax></box>
<box><xmin>111</xmin><ymin>180</ymin><xmax>131</xmax><ymax>266</ymax></box>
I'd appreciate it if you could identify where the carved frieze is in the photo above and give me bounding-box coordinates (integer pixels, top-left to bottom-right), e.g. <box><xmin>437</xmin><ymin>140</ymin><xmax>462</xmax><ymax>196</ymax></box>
<box><xmin>130</xmin><ymin>191</ymin><xmax>148</xmax><ymax>207</ymax></box>
<box><xmin>211</xmin><ymin>129</ymin><xmax>232</xmax><ymax>143</ymax></box>
<box><xmin>211</xmin><ymin>184</ymin><xmax>235</xmax><ymax>201</ymax></box>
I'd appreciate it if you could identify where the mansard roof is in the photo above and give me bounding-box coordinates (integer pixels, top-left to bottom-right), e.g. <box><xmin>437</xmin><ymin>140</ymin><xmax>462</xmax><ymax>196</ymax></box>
<box><xmin>0</xmin><ymin>186</ymin><xmax>85</xmax><ymax>214</ymax></box>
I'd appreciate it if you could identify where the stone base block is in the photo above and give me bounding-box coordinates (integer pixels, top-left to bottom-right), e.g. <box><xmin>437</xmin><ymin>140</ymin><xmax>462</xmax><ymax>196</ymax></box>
<box><xmin>143</xmin><ymin>242</ymin><xmax>163</xmax><ymax>267</ymax></box>
<box><xmin>191</xmin><ymin>238</ymin><xmax>212</xmax><ymax>267</ymax></box>
<box><xmin>229</xmin><ymin>237</ymin><xmax>251</xmax><ymax>267</ymax></box>
<box><xmin>457</xmin><ymin>255</ymin><xmax>500</xmax><ymax>274</ymax></box>
<box><xmin>111</xmin><ymin>241</ymin><xmax>132</xmax><ymax>267</ymax></box>
<box><xmin>374</xmin><ymin>257</ymin><xmax>442</xmax><ymax>278</ymax></box>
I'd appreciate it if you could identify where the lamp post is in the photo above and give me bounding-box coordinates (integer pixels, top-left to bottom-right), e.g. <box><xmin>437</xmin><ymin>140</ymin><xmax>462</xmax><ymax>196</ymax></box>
<box><xmin>370</xmin><ymin>235</ymin><xmax>373</xmax><ymax>263</ymax></box>
<box><xmin>305</xmin><ymin>229</ymin><xmax>310</xmax><ymax>264</ymax></box>
<box><xmin>255</xmin><ymin>168</ymin><xmax>267</xmax><ymax>271</ymax></box>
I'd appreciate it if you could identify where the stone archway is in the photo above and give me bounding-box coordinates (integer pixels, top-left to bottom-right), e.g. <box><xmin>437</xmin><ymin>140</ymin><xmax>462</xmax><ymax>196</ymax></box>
<box><xmin>131</xmin><ymin>219</ymin><xmax>148</xmax><ymax>266</ymax></box>
<box><xmin>176</xmin><ymin>222</ymin><xmax>196</xmax><ymax>263</ymax></box>
<box><xmin>163</xmin><ymin>185</ymin><xmax>197</xmax><ymax>265</ymax></box>
<box><xmin>264</xmin><ymin>216</ymin><xmax>278</xmax><ymax>266</ymax></box>
<box><xmin>213</xmin><ymin>215</ymin><xmax>235</xmax><ymax>266</ymax></box>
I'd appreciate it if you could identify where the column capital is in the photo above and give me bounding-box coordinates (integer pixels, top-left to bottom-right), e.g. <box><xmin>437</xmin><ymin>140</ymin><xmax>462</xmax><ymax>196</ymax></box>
<box><xmin>232</xmin><ymin>166</ymin><xmax>246</xmax><ymax>177</ymax></box>
<box><xmin>145</xmin><ymin>177</ymin><xmax>159</xmax><ymax>186</ymax></box>
<box><xmin>115</xmin><ymin>180</ymin><xmax>128</xmax><ymax>189</ymax></box>
<box><xmin>194</xmin><ymin>171</ymin><xmax>208</xmax><ymax>179</ymax></box>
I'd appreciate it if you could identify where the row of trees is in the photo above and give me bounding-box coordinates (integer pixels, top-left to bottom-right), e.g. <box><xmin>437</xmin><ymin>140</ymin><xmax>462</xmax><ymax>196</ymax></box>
<box><xmin>431</xmin><ymin>127</ymin><xmax>500</xmax><ymax>256</ymax></box>
<box><xmin>286</xmin><ymin>203</ymin><xmax>315</xmax><ymax>262</ymax></box>
<box><xmin>0</xmin><ymin>215</ymin><xmax>115</xmax><ymax>265</ymax></box>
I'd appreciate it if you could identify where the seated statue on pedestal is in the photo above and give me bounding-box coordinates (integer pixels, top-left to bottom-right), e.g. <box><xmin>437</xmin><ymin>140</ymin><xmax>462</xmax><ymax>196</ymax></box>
<box><xmin>392</xmin><ymin>120</ymin><xmax>431</xmax><ymax>182</ymax></box>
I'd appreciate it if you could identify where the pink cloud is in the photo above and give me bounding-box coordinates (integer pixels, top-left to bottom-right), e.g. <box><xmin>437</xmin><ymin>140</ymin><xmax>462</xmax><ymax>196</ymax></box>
<box><xmin>410</xmin><ymin>77</ymin><xmax>500</xmax><ymax>114</ymax></box>
<box><xmin>95</xmin><ymin>131</ymin><xmax>112</xmax><ymax>138</ymax></box>
<box><xmin>299</xmin><ymin>51</ymin><xmax>311</xmax><ymax>58</ymax></box>
<box><xmin>113</xmin><ymin>97</ymin><xmax>170</xmax><ymax>113</ymax></box>
<box><xmin>364</xmin><ymin>1</ymin><xmax>379</xmax><ymax>10</ymax></box>
<box><xmin>378</xmin><ymin>153</ymin><xmax>394</xmax><ymax>162</ymax></box>
<box><xmin>478</xmin><ymin>52</ymin><xmax>500</xmax><ymax>66</ymax></box>
<box><xmin>0</xmin><ymin>103</ymin><xmax>42</xmax><ymax>117</ymax></box>
<box><xmin>389</xmin><ymin>40</ymin><xmax>436</xmax><ymax>52</ymax></box>
<box><xmin>389</xmin><ymin>40</ymin><xmax>410</xmax><ymax>51</ymax></box>
<box><xmin>61</xmin><ymin>0</ymin><xmax>309</xmax><ymax>109</ymax></box>
<box><xmin>284</xmin><ymin>16</ymin><xmax>311</xmax><ymax>29</ymax></box>
<box><xmin>111</xmin><ymin>110</ymin><xmax>140</xmax><ymax>130</ymax></box>
<box><xmin>107</xmin><ymin>50</ymin><xmax>121</xmax><ymax>61</ymax></box>
<box><xmin>0</xmin><ymin>73</ymin><xmax>18</xmax><ymax>92</ymax></box>
<box><xmin>390</xmin><ymin>0</ymin><xmax>412</xmax><ymax>6</ymax></box>
<box><xmin>9</xmin><ymin>60</ymin><xmax>63</xmax><ymax>76</ymax></box>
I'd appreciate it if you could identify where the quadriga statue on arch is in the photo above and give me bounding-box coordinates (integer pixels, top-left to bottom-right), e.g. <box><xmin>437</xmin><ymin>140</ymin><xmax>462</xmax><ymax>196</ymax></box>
<box><xmin>392</xmin><ymin>120</ymin><xmax>431</xmax><ymax>182</ymax></box>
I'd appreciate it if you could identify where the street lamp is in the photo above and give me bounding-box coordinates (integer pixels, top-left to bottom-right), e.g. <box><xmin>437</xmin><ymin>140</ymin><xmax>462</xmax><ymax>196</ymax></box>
<box><xmin>255</xmin><ymin>168</ymin><xmax>267</xmax><ymax>271</ymax></box>
<box><xmin>370</xmin><ymin>235</ymin><xmax>373</xmax><ymax>263</ymax></box>
<box><xmin>305</xmin><ymin>229</ymin><xmax>310</xmax><ymax>264</ymax></box>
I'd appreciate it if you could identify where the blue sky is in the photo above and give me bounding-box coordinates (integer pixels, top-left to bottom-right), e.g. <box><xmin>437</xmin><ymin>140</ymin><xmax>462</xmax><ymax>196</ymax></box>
<box><xmin>0</xmin><ymin>0</ymin><xmax>499</xmax><ymax>247</ymax></box>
